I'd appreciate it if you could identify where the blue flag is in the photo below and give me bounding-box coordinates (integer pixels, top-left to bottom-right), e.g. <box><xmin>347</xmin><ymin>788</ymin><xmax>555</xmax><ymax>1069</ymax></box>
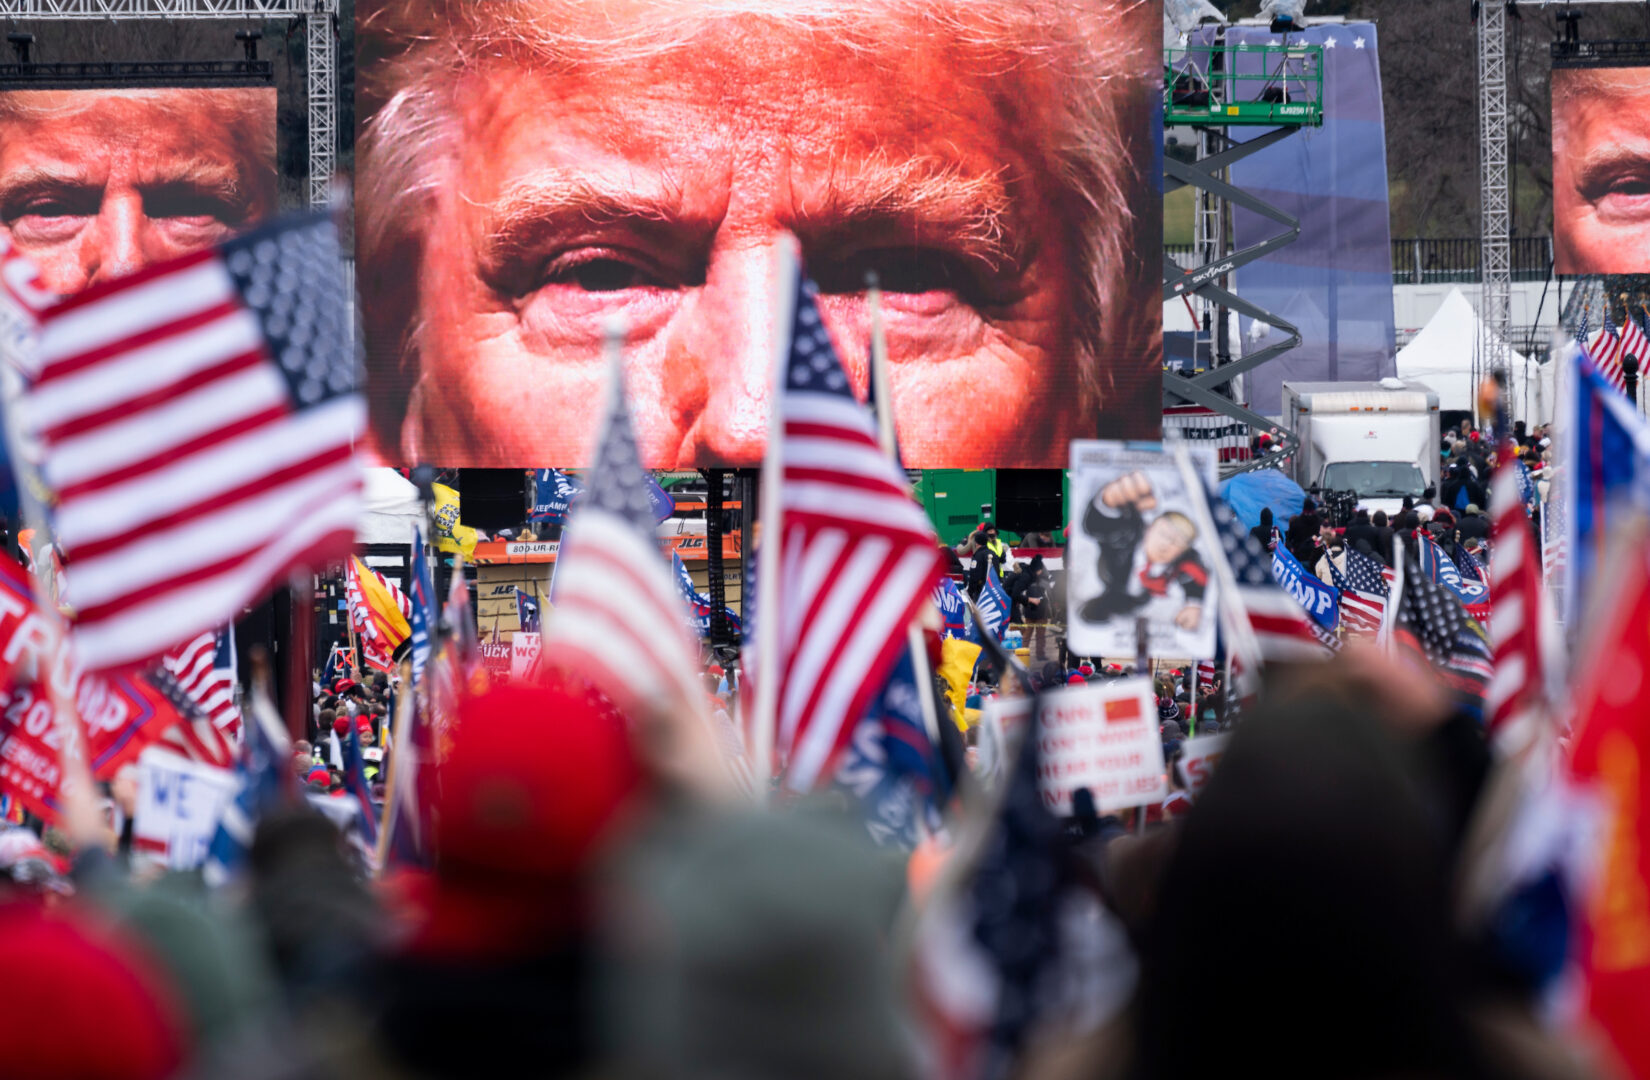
<box><xmin>977</xmin><ymin>558</ymin><xmax>1011</xmax><ymax>641</ymax></box>
<box><xmin>1269</xmin><ymin>540</ymin><xmax>1339</xmax><ymax>629</ymax></box>
<box><xmin>514</xmin><ymin>587</ymin><xmax>541</xmax><ymax>634</ymax></box>
<box><xmin>932</xmin><ymin>577</ymin><xmax>972</xmax><ymax>641</ymax></box>
<box><xmin>833</xmin><ymin>647</ymin><xmax>948</xmax><ymax>851</ymax></box>
<box><xmin>408</xmin><ymin>527</ymin><xmax>436</xmax><ymax>686</ymax></box>
<box><xmin>533</xmin><ymin>468</ymin><xmax>671</xmax><ymax>525</ymax></box>
<box><xmin>1418</xmin><ymin>532</ymin><xmax>1489</xmax><ymax>608</ymax></box>
<box><xmin>203</xmin><ymin>697</ymin><xmax>289</xmax><ymax>886</ymax></box>
<box><xmin>646</xmin><ymin>475</ymin><xmax>675</xmax><ymax>523</ymax></box>
<box><xmin>671</xmin><ymin>551</ymin><xmax>741</xmax><ymax>638</ymax></box>
<box><xmin>529</xmin><ymin>469</ymin><xmax>582</xmax><ymax>524</ymax></box>
<box><xmin>342</xmin><ymin>726</ymin><xmax>378</xmax><ymax>851</ymax></box>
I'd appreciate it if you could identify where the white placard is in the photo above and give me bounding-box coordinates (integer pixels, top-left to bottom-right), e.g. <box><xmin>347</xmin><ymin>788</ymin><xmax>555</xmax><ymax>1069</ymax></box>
<box><xmin>1035</xmin><ymin>677</ymin><xmax>1166</xmax><ymax>815</ymax></box>
<box><xmin>132</xmin><ymin>748</ymin><xmax>237</xmax><ymax>871</ymax></box>
<box><xmin>1066</xmin><ymin>441</ymin><xmax>1219</xmax><ymax>660</ymax></box>
<box><xmin>1175</xmin><ymin>733</ymin><xmax>1231</xmax><ymax>798</ymax></box>
<box><xmin>510</xmin><ymin>631</ymin><xmax>542</xmax><ymax>681</ymax></box>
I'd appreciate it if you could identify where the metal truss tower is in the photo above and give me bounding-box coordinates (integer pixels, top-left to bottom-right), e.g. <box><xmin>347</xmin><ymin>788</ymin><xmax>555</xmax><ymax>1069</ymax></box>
<box><xmin>0</xmin><ymin>0</ymin><xmax>337</xmax><ymax>210</ymax></box>
<box><xmin>1477</xmin><ymin>0</ymin><xmax>1511</xmax><ymax>391</ymax></box>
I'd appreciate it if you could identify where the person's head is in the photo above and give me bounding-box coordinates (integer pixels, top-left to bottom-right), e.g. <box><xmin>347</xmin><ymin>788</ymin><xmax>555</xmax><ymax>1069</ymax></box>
<box><xmin>355</xmin><ymin>0</ymin><xmax>1161</xmax><ymax>468</ymax></box>
<box><xmin>0</xmin><ymin>88</ymin><xmax>276</xmax><ymax>295</ymax></box>
<box><xmin>1258</xmin><ymin>506</ymin><xmax>1272</xmax><ymax>528</ymax></box>
<box><xmin>1372</xmin><ymin>510</ymin><xmax>1388</xmax><ymax>528</ymax></box>
<box><xmin>1553</xmin><ymin>67</ymin><xmax>1650</xmax><ymax>273</ymax></box>
<box><xmin>1463</xmin><ymin>503</ymin><xmax>1481</xmax><ymax>517</ymax></box>
<box><xmin>984</xmin><ymin>524</ymin><xmax>1000</xmax><ymax>543</ymax></box>
<box><xmin>1143</xmin><ymin>511</ymin><xmax>1195</xmax><ymax>564</ymax></box>
<box><xmin>318</xmin><ymin>708</ymin><xmax>336</xmax><ymax>730</ymax></box>
<box><xmin>415</xmin><ymin>679</ymin><xmax>643</xmax><ymax>959</ymax></box>
<box><xmin>1353</xmin><ymin>507</ymin><xmax>1368</xmax><ymax>523</ymax></box>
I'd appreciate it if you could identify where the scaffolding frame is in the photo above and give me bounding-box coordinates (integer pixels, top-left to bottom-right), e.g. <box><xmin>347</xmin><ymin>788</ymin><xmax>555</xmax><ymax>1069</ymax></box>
<box><xmin>1164</xmin><ymin>34</ymin><xmax>1322</xmax><ymax>473</ymax></box>
<box><xmin>0</xmin><ymin>0</ymin><xmax>337</xmax><ymax>209</ymax></box>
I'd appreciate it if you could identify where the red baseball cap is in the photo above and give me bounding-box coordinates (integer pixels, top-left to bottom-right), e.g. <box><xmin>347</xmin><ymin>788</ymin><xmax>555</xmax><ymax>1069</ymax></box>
<box><xmin>408</xmin><ymin>679</ymin><xmax>643</xmax><ymax>960</ymax></box>
<box><xmin>331</xmin><ymin>716</ymin><xmax>350</xmax><ymax>737</ymax></box>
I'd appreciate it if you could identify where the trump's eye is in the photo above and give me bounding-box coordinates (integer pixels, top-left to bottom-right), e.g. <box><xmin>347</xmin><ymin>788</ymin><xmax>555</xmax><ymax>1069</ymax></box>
<box><xmin>542</xmin><ymin>251</ymin><xmax>672</xmax><ymax>292</ymax></box>
<box><xmin>1580</xmin><ymin>164</ymin><xmax>1650</xmax><ymax>221</ymax></box>
<box><xmin>144</xmin><ymin>187</ymin><xmax>246</xmax><ymax>228</ymax></box>
<box><xmin>811</xmin><ymin>248</ymin><xmax>991</xmax><ymax>315</ymax></box>
<box><xmin>4</xmin><ymin>191</ymin><xmax>98</xmax><ymax>243</ymax></box>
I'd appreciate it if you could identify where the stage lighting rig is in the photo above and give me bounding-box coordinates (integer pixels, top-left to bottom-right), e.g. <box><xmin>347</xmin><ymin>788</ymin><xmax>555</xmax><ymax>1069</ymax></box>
<box><xmin>6</xmin><ymin>32</ymin><xmax>31</xmax><ymax>65</ymax></box>
<box><xmin>235</xmin><ymin>28</ymin><xmax>262</xmax><ymax>62</ymax></box>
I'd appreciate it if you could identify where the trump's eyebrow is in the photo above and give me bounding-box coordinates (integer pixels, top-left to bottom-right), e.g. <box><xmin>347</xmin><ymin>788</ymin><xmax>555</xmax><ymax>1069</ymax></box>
<box><xmin>1573</xmin><ymin>140</ymin><xmax>1650</xmax><ymax>192</ymax></box>
<box><xmin>792</xmin><ymin>156</ymin><xmax>1019</xmax><ymax>273</ymax></box>
<box><xmin>475</xmin><ymin>169</ymin><xmax>704</xmax><ymax>275</ymax></box>
<box><xmin>0</xmin><ymin>165</ymin><xmax>95</xmax><ymax>209</ymax></box>
<box><xmin>474</xmin><ymin>158</ymin><xmax>1019</xmax><ymax>275</ymax></box>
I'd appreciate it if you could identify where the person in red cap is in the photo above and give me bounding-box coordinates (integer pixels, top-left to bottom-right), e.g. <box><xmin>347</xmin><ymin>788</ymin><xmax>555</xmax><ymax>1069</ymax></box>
<box><xmin>374</xmin><ymin>678</ymin><xmax>643</xmax><ymax>1076</ymax></box>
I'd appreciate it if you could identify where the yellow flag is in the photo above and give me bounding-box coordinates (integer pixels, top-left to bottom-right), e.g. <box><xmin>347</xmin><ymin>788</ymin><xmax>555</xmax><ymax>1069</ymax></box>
<box><xmin>937</xmin><ymin>638</ymin><xmax>982</xmax><ymax>730</ymax></box>
<box><xmin>431</xmin><ymin>483</ymin><xmax>482</xmax><ymax>558</ymax></box>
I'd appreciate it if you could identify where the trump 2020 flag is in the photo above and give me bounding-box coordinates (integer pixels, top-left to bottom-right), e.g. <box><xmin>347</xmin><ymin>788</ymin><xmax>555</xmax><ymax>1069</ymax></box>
<box><xmin>530</xmin><ymin>469</ymin><xmax>582</xmax><ymax>525</ymax></box>
<box><xmin>22</xmin><ymin>212</ymin><xmax>363</xmax><ymax>671</ymax></box>
<box><xmin>976</xmin><ymin>559</ymin><xmax>1011</xmax><ymax>641</ymax></box>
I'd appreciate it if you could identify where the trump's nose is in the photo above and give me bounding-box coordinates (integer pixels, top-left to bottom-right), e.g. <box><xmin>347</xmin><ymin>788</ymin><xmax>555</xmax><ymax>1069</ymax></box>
<box><xmin>80</xmin><ymin>194</ymin><xmax>147</xmax><ymax>289</ymax></box>
<box><xmin>669</xmin><ymin>241</ymin><xmax>780</xmax><ymax>466</ymax></box>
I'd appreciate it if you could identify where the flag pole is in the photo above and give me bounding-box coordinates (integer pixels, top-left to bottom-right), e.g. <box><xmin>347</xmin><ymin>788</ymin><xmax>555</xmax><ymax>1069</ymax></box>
<box><xmin>373</xmin><ymin>654</ymin><xmax>413</xmax><ymax>875</ymax></box>
<box><xmin>866</xmin><ymin>273</ymin><xmax>945</xmax><ymax>751</ymax></box>
<box><xmin>749</xmin><ymin>241</ymin><xmax>798</xmax><ymax>798</ymax></box>
<box><xmin>1167</xmin><ymin>438</ymin><xmax>1264</xmax><ymax>675</ymax></box>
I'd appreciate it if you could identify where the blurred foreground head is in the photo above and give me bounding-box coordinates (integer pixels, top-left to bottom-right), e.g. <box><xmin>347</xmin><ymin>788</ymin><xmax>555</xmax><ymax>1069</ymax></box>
<box><xmin>1135</xmin><ymin>683</ymin><xmax>1479</xmax><ymax>1079</ymax></box>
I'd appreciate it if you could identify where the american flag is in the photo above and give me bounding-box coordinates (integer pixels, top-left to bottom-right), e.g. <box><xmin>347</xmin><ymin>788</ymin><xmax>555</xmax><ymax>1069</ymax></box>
<box><xmin>762</xmin><ymin>273</ymin><xmax>944</xmax><ymax>793</ymax></box>
<box><xmin>1209</xmin><ymin>492</ymin><xmax>1335</xmax><ymax>662</ymax></box>
<box><xmin>159</xmin><ymin>628</ymin><xmax>241</xmax><ymax>738</ymax></box>
<box><xmin>1392</xmin><ymin>547</ymin><xmax>1494</xmax><ymax>721</ymax></box>
<box><xmin>536</xmin><ymin>337</ymin><xmax>706</xmax><ymax>724</ymax></box>
<box><xmin>1589</xmin><ymin>308</ymin><xmax>1631</xmax><ymax>394</ymax></box>
<box><xmin>23</xmin><ymin>213</ymin><xmax>363</xmax><ymax>672</ymax></box>
<box><xmin>1329</xmin><ymin>547</ymin><xmax>1394</xmax><ymax>636</ymax></box>
<box><xmin>1486</xmin><ymin>457</ymin><xmax>1544</xmax><ymax>745</ymax></box>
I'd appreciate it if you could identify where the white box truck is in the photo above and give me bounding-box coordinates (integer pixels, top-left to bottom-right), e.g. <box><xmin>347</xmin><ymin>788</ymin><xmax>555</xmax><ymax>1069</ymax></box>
<box><xmin>1281</xmin><ymin>379</ymin><xmax>1441</xmax><ymax>518</ymax></box>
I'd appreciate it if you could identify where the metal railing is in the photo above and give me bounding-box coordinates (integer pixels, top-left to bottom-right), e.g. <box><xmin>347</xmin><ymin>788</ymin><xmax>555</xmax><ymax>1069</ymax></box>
<box><xmin>1169</xmin><ymin>238</ymin><xmax>1554</xmax><ymax>284</ymax></box>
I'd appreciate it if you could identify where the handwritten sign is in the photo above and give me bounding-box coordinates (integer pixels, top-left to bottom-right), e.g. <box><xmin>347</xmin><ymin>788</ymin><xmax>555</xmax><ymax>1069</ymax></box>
<box><xmin>132</xmin><ymin>748</ymin><xmax>237</xmax><ymax>871</ymax></box>
<box><xmin>1035</xmin><ymin>677</ymin><xmax>1166</xmax><ymax>815</ymax></box>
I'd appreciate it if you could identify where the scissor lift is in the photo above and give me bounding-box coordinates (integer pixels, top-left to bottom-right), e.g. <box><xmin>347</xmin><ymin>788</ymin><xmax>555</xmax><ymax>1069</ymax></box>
<box><xmin>1164</xmin><ymin>38</ymin><xmax>1323</xmax><ymax>473</ymax></box>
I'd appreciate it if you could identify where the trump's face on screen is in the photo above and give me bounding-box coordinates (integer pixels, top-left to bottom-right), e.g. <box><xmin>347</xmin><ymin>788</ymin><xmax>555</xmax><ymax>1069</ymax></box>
<box><xmin>356</xmin><ymin>0</ymin><xmax>1160</xmax><ymax>468</ymax></box>
<box><xmin>1552</xmin><ymin>68</ymin><xmax>1650</xmax><ymax>276</ymax></box>
<box><xmin>0</xmin><ymin>88</ymin><xmax>277</xmax><ymax>296</ymax></box>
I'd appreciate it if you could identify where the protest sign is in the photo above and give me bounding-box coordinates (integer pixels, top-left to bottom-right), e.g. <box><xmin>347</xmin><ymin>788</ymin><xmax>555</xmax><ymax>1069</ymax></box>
<box><xmin>1270</xmin><ymin>543</ymin><xmax>1339</xmax><ymax>629</ymax></box>
<box><xmin>132</xmin><ymin>748</ymin><xmax>237</xmax><ymax>871</ymax></box>
<box><xmin>1175</xmin><ymin>733</ymin><xmax>1231</xmax><ymax>797</ymax></box>
<box><xmin>1066</xmin><ymin>442</ymin><xmax>1219</xmax><ymax>659</ymax></box>
<box><xmin>511</xmin><ymin>632</ymin><xmax>542</xmax><ymax>681</ymax></box>
<box><xmin>1035</xmin><ymin>677</ymin><xmax>1166</xmax><ymax>815</ymax></box>
<box><xmin>479</xmin><ymin>642</ymin><xmax>513</xmax><ymax>681</ymax></box>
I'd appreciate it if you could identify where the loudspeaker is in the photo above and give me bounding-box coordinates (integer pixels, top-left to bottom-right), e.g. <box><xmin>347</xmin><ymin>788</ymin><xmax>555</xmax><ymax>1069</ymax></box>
<box><xmin>457</xmin><ymin>469</ymin><xmax>527</xmax><ymax>535</ymax></box>
<box><xmin>995</xmin><ymin>469</ymin><xmax>1064</xmax><ymax>536</ymax></box>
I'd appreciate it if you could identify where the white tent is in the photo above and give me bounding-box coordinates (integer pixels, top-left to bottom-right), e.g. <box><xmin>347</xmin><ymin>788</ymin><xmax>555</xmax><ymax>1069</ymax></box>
<box><xmin>1395</xmin><ymin>287</ymin><xmax>1555</xmax><ymax>425</ymax></box>
<box><xmin>356</xmin><ymin>467</ymin><xmax>423</xmax><ymax>545</ymax></box>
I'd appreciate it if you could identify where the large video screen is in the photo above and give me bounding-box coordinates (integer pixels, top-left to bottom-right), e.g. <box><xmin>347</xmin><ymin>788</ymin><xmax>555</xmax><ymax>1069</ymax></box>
<box><xmin>0</xmin><ymin>87</ymin><xmax>277</xmax><ymax>297</ymax></box>
<box><xmin>354</xmin><ymin>0</ymin><xmax>1164</xmax><ymax>469</ymax></box>
<box><xmin>1553</xmin><ymin>66</ymin><xmax>1650</xmax><ymax>275</ymax></box>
